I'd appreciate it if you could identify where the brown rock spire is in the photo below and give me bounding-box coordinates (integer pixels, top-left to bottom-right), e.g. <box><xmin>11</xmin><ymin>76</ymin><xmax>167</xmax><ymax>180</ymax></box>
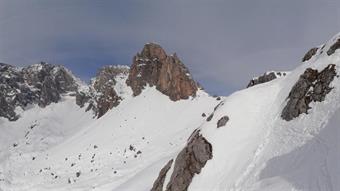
<box><xmin>126</xmin><ymin>43</ymin><xmax>198</xmax><ymax>101</ymax></box>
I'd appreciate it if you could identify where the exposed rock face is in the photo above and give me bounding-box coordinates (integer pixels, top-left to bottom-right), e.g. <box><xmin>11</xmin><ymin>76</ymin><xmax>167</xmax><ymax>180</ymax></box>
<box><xmin>151</xmin><ymin>159</ymin><xmax>173</xmax><ymax>191</ymax></box>
<box><xmin>327</xmin><ymin>39</ymin><xmax>340</xmax><ymax>56</ymax></box>
<box><xmin>152</xmin><ymin>130</ymin><xmax>212</xmax><ymax>191</ymax></box>
<box><xmin>126</xmin><ymin>43</ymin><xmax>198</xmax><ymax>101</ymax></box>
<box><xmin>23</xmin><ymin>62</ymin><xmax>78</xmax><ymax>107</ymax></box>
<box><xmin>247</xmin><ymin>72</ymin><xmax>286</xmax><ymax>88</ymax></box>
<box><xmin>302</xmin><ymin>47</ymin><xmax>318</xmax><ymax>62</ymax></box>
<box><xmin>281</xmin><ymin>64</ymin><xmax>337</xmax><ymax>121</ymax></box>
<box><xmin>217</xmin><ymin>116</ymin><xmax>229</xmax><ymax>128</ymax></box>
<box><xmin>0</xmin><ymin>62</ymin><xmax>79</xmax><ymax>121</ymax></box>
<box><xmin>76</xmin><ymin>66</ymin><xmax>129</xmax><ymax>118</ymax></box>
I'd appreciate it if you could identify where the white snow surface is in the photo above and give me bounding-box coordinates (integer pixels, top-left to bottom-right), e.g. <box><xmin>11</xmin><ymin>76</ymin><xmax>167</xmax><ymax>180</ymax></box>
<box><xmin>1</xmin><ymin>33</ymin><xmax>340</xmax><ymax>191</ymax></box>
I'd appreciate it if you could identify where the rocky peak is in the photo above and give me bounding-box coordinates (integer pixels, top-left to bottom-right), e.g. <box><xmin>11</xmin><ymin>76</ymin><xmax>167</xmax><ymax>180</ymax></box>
<box><xmin>140</xmin><ymin>43</ymin><xmax>167</xmax><ymax>61</ymax></box>
<box><xmin>126</xmin><ymin>43</ymin><xmax>198</xmax><ymax>101</ymax></box>
<box><xmin>0</xmin><ymin>62</ymin><xmax>79</xmax><ymax>121</ymax></box>
<box><xmin>76</xmin><ymin>65</ymin><xmax>130</xmax><ymax>118</ymax></box>
<box><xmin>23</xmin><ymin>62</ymin><xmax>78</xmax><ymax>93</ymax></box>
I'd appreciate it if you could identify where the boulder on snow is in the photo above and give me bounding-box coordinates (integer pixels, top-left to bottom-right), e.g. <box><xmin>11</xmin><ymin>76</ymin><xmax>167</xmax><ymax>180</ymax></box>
<box><xmin>281</xmin><ymin>64</ymin><xmax>337</xmax><ymax>121</ymax></box>
<box><xmin>126</xmin><ymin>43</ymin><xmax>198</xmax><ymax>101</ymax></box>
<box><xmin>217</xmin><ymin>116</ymin><xmax>229</xmax><ymax>128</ymax></box>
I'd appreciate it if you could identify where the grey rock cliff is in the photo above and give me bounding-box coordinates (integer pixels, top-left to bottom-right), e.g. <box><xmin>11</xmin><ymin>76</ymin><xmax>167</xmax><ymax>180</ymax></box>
<box><xmin>0</xmin><ymin>62</ymin><xmax>79</xmax><ymax>121</ymax></box>
<box><xmin>76</xmin><ymin>66</ymin><xmax>129</xmax><ymax>118</ymax></box>
<box><xmin>281</xmin><ymin>64</ymin><xmax>337</xmax><ymax>121</ymax></box>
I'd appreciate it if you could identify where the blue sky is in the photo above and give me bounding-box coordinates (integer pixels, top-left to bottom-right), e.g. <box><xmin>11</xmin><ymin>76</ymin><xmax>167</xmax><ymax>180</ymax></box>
<box><xmin>1</xmin><ymin>0</ymin><xmax>340</xmax><ymax>95</ymax></box>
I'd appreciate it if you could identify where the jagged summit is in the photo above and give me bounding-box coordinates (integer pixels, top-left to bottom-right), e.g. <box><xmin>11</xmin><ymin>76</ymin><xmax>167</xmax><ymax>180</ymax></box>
<box><xmin>127</xmin><ymin>43</ymin><xmax>198</xmax><ymax>101</ymax></box>
<box><xmin>0</xmin><ymin>62</ymin><xmax>80</xmax><ymax>121</ymax></box>
<box><xmin>76</xmin><ymin>65</ymin><xmax>131</xmax><ymax>118</ymax></box>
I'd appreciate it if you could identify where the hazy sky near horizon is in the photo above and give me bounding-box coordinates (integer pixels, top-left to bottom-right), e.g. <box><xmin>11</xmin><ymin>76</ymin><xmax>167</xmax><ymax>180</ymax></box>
<box><xmin>1</xmin><ymin>0</ymin><xmax>340</xmax><ymax>95</ymax></box>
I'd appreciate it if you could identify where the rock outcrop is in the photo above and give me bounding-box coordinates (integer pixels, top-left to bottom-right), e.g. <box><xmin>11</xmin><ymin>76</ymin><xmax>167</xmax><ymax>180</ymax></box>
<box><xmin>302</xmin><ymin>47</ymin><xmax>318</xmax><ymax>62</ymax></box>
<box><xmin>126</xmin><ymin>43</ymin><xmax>198</xmax><ymax>101</ymax></box>
<box><xmin>327</xmin><ymin>39</ymin><xmax>340</xmax><ymax>56</ymax></box>
<box><xmin>247</xmin><ymin>71</ymin><xmax>287</xmax><ymax>88</ymax></box>
<box><xmin>23</xmin><ymin>62</ymin><xmax>78</xmax><ymax>106</ymax></box>
<box><xmin>76</xmin><ymin>65</ymin><xmax>129</xmax><ymax>118</ymax></box>
<box><xmin>281</xmin><ymin>64</ymin><xmax>337</xmax><ymax>121</ymax></box>
<box><xmin>0</xmin><ymin>62</ymin><xmax>79</xmax><ymax>121</ymax></box>
<box><xmin>151</xmin><ymin>159</ymin><xmax>173</xmax><ymax>191</ymax></box>
<box><xmin>151</xmin><ymin>130</ymin><xmax>212</xmax><ymax>191</ymax></box>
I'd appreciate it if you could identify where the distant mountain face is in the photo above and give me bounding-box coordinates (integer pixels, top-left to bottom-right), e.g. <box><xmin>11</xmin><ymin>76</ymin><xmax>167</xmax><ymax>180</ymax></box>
<box><xmin>75</xmin><ymin>43</ymin><xmax>200</xmax><ymax>119</ymax></box>
<box><xmin>0</xmin><ymin>62</ymin><xmax>79</xmax><ymax>121</ymax></box>
<box><xmin>0</xmin><ymin>43</ymin><xmax>200</xmax><ymax>121</ymax></box>
<box><xmin>1</xmin><ymin>34</ymin><xmax>340</xmax><ymax>191</ymax></box>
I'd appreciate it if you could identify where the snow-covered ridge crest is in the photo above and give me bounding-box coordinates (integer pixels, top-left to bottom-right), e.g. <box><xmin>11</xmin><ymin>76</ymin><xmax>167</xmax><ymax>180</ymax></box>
<box><xmin>149</xmin><ymin>32</ymin><xmax>340</xmax><ymax>191</ymax></box>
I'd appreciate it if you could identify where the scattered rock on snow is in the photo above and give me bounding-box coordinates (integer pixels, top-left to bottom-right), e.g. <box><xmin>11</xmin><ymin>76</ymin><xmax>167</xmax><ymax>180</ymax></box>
<box><xmin>217</xmin><ymin>116</ymin><xmax>229</xmax><ymax>128</ymax></box>
<box><xmin>206</xmin><ymin>113</ymin><xmax>214</xmax><ymax>122</ymax></box>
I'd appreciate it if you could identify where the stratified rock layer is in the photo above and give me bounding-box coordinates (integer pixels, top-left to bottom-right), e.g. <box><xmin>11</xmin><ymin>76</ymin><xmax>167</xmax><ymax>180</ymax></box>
<box><xmin>281</xmin><ymin>64</ymin><xmax>337</xmax><ymax>121</ymax></box>
<box><xmin>126</xmin><ymin>43</ymin><xmax>198</xmax><ymax>101</ymax></box>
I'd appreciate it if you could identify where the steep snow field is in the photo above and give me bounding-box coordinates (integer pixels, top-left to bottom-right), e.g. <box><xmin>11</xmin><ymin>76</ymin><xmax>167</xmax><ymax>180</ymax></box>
<box><xmin>1</xmin><ymin>34</ymin><xmax>340</xmax><ymax>191</ymax></box>
<box><xmin>180</xmin><ymin>35</ymin><xmax>340</xmax><ymax>191</ymax></box>
<box><xmin>0</xmin><ymin>87</ymin><xmax>219</xmax><ymax>190</ymax></box>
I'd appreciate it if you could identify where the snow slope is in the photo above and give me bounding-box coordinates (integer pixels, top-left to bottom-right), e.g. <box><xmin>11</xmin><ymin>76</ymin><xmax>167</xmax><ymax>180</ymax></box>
<box><xmin>168</xmin><ymin>34</ymin><xmax>340</xmax><ymax>191</ymax></box>
<box><xmin>0</xmin><ymin>86</ymin><xmax>219</xmax><ymax>190</ymax></box>
<box><xmin>1</xmin><ymin>33</ymin><xmax>340</xmax><ymax>191</ymax></box>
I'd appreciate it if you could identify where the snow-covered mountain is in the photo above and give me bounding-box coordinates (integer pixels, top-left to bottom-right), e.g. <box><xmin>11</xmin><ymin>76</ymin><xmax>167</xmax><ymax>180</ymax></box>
<box><xmin>0</xmin><ymin>33</ymin><xmax>340</xmax><ymax>191</ymax></box>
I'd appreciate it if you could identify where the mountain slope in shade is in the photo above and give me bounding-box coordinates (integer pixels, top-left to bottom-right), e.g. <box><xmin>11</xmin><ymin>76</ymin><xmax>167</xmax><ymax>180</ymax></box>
<box><xmin>0</xmin><ymin>33</ymin><xmax>340</xmax><ymax>191</ymax></box>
